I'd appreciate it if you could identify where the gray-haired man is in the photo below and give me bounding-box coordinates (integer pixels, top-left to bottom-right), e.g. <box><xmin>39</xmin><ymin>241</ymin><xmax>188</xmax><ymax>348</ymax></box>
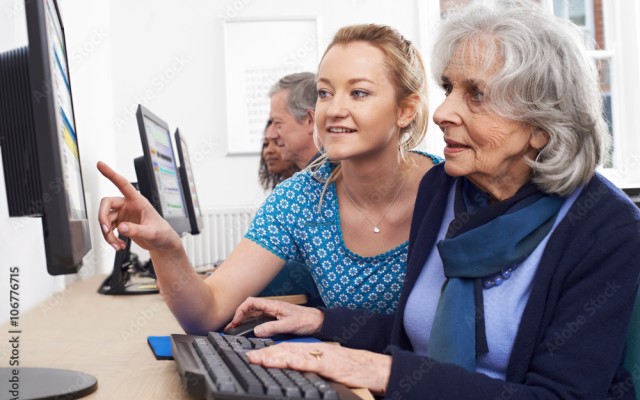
<box><xmin>266</xmin><ymin>72</ymin><xmax>318</xmax><ymax>169</ymax></box>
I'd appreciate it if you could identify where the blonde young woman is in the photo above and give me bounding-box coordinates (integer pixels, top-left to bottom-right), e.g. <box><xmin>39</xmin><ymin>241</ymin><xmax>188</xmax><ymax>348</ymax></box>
<box><xmin>97</xmin><ymin>24</ymin><xmax>441</xmax><ymax>335</ymax></box>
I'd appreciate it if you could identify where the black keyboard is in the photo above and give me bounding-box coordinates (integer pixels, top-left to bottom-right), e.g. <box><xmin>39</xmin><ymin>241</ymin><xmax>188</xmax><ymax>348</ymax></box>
<box><xmin>171</xmin><ymin>332</ymin><xmax>362</xmax><ymax>400</ymax></box>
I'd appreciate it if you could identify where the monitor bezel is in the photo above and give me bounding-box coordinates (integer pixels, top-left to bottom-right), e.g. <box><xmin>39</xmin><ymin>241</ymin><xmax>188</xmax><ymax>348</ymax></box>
<box><xmin>26</xmin><ymin>0</ymin><xmax>91</xmax><ymax>274</ymax></box>
<box><xmin>174</xmin><ymin>129</ymin><xmax>202</xmax><ymax>235</ymax></box>
<box><xmin>135</xmin><ymin>104</ymin><xmax>191</xmax><ymax>235</ymax></box>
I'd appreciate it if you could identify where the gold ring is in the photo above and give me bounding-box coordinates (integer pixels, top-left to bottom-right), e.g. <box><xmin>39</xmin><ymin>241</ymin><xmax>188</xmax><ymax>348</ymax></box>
<box><xmin>309</xmin><ymin>350</ymin><xmax>323</xmax><ymax>361</ymax></box>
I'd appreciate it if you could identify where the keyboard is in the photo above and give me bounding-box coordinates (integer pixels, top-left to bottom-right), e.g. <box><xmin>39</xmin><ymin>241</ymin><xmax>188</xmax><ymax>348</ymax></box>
<box><xmin>171</xmin><ymin>332</ymin><xmax>362</xmax><ymax>400</ymax></box>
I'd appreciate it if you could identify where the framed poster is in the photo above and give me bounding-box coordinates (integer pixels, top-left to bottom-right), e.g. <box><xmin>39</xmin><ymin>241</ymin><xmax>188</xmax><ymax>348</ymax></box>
<box><xmin>222</xmin><ymin>17</ymin><xmax>320</xmax><ymax>154</ymax></box>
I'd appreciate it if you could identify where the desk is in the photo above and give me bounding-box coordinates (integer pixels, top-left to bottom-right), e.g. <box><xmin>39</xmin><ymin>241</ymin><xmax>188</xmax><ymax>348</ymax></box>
<box><xmin>0</xmin><ymin>275</ymin><xmax>373</xmax><ymax>399</ymax></box>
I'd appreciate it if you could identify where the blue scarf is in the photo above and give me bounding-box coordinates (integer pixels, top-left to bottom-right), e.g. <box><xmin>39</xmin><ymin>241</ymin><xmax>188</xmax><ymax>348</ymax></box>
<box><xmin>427</xmin><ymin>179</ymin><xmax>564</xmax><ymax>371</ymax></box>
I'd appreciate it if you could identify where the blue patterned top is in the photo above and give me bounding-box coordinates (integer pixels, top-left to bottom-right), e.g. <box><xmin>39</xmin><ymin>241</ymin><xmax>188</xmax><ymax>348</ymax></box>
<box><xmin>245</xmin><ymin>152</ymin><xmax>442</xmax><ymax>314</ymax></box>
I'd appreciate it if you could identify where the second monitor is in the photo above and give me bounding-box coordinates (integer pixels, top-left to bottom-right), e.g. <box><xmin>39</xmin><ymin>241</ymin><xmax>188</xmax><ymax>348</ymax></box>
<box><xmin>135</xmin><ymin>104</ymin><xmax>191</xmax><ymax>235</ymax></box>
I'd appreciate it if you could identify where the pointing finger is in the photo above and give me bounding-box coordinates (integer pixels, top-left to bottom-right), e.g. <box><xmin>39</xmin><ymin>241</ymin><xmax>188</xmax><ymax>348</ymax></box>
<box><xmin>97</xmin><ymin>161</ymin><xmax>140</xmax><ymax>199</ymax></box>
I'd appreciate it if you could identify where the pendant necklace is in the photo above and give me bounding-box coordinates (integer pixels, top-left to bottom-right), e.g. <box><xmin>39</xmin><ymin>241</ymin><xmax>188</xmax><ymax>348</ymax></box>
<box><xmin>342</xmin><ymin>171</ymin><xmax>407</xmax><ymax>233</ymax></box>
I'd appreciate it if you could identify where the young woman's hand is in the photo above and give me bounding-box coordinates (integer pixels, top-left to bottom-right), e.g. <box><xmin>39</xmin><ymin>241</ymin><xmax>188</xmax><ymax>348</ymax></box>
<box><xmin>97</xmin><ymin>161</ymin><xmax>181</xmax><ymax>253</ymax></box>
<box><xmin>225</xmin><ymin>297</ymin><xmax>324</xmax><ymax>337</ymax></box>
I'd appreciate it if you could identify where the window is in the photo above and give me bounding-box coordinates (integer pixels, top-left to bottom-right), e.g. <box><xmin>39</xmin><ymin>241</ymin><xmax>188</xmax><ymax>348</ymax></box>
<box><xmin>546</xmin><ymin>0</ymin><xmax>615</xmax><ymax>167</ymax></box>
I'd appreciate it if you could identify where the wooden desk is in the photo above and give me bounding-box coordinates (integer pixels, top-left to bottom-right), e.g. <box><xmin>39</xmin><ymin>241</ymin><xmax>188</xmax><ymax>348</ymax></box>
<box><xmin>0</xmin><ymin>275</ymin><xmax>372</xmax><ymax>399</ymax></box>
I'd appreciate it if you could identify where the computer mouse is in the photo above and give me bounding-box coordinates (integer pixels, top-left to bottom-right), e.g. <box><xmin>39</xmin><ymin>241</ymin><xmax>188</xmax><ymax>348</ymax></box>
<box><xmin>223</xmin><ymin>315</ymin><xmax>278</xmax><ymax>337</ymax></box>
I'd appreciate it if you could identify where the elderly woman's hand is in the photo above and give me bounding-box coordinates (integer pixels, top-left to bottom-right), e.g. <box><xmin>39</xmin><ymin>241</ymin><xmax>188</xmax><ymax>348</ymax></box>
<box><xmin>225</xmin><ymin>297</ymin><xmax>324</xmax><ymax>337</ymax></box>
<box><xmin>246</xmin><ymin>342</ymin><xmax>391</xmax><ymax>394</ymax></box>
<box><xmin>97</xmin><ymin>161</ymin><xmax>182</xmax><ymax>253</ymax></box>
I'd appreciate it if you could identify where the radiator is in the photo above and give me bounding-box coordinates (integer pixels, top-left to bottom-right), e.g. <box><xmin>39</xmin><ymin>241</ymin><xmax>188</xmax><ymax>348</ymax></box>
<box><xmin>181</xmin><ymin>207</ymin><xmax>258</xmax><ymax>268</ymax></box>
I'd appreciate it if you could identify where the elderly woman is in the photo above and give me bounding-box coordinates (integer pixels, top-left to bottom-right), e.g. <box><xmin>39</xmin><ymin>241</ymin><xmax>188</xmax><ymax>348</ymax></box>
<box><xmin>227</xmin><ymin>2</ymin><xmax>640</xmax><ymax>398</ymax></box>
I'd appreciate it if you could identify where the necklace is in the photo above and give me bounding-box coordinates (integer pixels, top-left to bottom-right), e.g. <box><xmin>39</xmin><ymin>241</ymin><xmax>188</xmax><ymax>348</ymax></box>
<box><xmin>342</xmin><ymin>171</ymin><xmax>407</xmax><ymax>233</ymax></box>
<box><xmin>482</xmin><ymin>264</ymin><xmax>520</xmax><ymax>289</ymax></box>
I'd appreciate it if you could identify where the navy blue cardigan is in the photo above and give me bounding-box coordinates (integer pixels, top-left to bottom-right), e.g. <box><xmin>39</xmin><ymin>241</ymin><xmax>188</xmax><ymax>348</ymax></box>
<box><xmin>319</xmin><ymin>164</ymin><xmax>640</xmax><ymax>399</ymax></box>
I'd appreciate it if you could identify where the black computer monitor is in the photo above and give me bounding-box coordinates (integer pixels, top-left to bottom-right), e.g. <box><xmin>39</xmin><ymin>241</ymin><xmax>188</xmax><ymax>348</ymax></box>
<box><xmin>135</xmin><ymin>105</ymin><xmax>191</xmax><ymax>235</ymax></box>
<box><xmin>0</xmin><ymin>0</ymin><xmax>91</xmax><ymax>276</ymax></box>
<box><xmin>0</xmin><ymin>0</ymin><xmax>97</xmax><ymax>397</ymax></box>
<box><xmin>175</xmin><ymin>129</ymin><xmax>203</xmax><ymax>235</ymax></box>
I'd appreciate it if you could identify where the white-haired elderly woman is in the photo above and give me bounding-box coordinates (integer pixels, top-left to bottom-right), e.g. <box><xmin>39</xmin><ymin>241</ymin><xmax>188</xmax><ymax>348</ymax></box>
<box><xmin>226</xmin><ymin>1</ymin><xmax>640</xmax><ymax>398</ymax></box>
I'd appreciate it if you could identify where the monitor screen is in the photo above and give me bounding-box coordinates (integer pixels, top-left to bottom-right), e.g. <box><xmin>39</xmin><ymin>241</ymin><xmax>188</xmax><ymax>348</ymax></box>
<box><xmin>45</xmin><ymin>0</ymin><xmax>87</xmax><ymax>221</ymax></box>
<box><xmin>0</xmin><ymin>0</ymin><xmax>91</xmax><ymax>275</ymax></box>
<box><xmin>135</xmin><ymin>105</ymin><xmax>190</xmax><ymax>235</ymax></box>
<box><xmin>175</xmin><ymin>129</ymin><xmax>202</xmax><ymax>235</ymax></box>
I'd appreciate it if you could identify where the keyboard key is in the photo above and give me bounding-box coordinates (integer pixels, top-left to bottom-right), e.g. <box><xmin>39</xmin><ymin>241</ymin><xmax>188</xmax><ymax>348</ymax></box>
<box><xmin>323</xmin><ymin>389</ymin><xmax>339</xmax><ymax>399</ymax></box>
<box><xmin>284</xmin><ymin>386</ymin><xmax>302</xmax><ymax>397</ymax></box>
<box><xmin>217</xmin><ymin>381</ymin><xmax>237</xmax><ymax>393</ymax></box>
<box><xmin>303</xmin><ymin>387</ymin><xmax>321</xmax><ymax>398</ymax></box>
<box><xmin>265</xmin><ymin>385</ymin><xmax>283</xmax><ymax>396</ymax></box>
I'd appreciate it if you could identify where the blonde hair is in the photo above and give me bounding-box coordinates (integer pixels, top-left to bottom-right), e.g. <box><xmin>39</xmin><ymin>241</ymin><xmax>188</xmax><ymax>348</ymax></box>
<box><xmin>311</xmin><ymin>24</ymin><xmax>429</xmax><ymax>209</ymax></box>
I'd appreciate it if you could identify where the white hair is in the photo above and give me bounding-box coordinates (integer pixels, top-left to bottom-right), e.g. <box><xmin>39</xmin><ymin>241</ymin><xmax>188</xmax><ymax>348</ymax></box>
<box><xmin>268</xmin><ymin>72</ymin><xmax>317</xmax><ymax>122</ymax></box>
<box><xmin>432</xmin><ymin>0</ymin><xmax>609</xmax><ymax>196</ymax></box>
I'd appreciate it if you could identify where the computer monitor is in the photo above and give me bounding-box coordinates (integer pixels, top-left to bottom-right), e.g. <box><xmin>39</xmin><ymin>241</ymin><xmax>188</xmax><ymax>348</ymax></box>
<box><xmin>135</xmin><ymin>105</ymin><xmax>191</xmax><ymax>235</ymax></box>
<box><xmin>0</xmin><ymin>0</ymin><xmax>97</xmax><ymax>397</ymax></box>
<box><xmin>0</xmin><ymin>0</ymin><xmax>91</xmax><ymax>275</ymax></box>
<box><xmin>175</xmin><ymin>129</ymin><xmax>203</xmax><ymax>235</ymax></box>
<box><xmin>98</xmin><ymin>105</ymin><xmax>191</xmax><ymax>295</ymax></box>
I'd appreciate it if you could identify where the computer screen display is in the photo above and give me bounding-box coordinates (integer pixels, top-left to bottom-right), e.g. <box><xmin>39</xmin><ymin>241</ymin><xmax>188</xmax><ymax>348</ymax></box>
<box><xmin>142</xmin><ymin>116</ymin><xmax>185</xmax><ymax>218</ymax></box>
<box><xmin>175</xmin><ymin>129</ymin><xmax>202</xmax><ymax>235</ymax></box>
<box><xmin>0</xmin><ymin>0</ymin><xmax>91</xmax><ymax>275</ymax></box>
<box><xmin>135</xmin><ymin>105</ymin><xmax>190</xmax><ymax>235</ymax></box>
<box><xmin>45</xmin><ymin>0</ymin><xmax>87</xmax><ymax>221</ymax></box>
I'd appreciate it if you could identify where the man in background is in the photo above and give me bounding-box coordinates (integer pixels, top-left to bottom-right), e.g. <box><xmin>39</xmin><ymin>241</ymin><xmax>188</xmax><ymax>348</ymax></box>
<box><xmin>266</xmin><ymin>72</ymin><xmax>319</xmax><ymax>170</ymax></box>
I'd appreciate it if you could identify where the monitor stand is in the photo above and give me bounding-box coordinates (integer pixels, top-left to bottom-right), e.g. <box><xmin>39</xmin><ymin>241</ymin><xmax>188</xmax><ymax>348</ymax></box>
<box><xmin>97</xmin><ymin>236</ymin><xmax>159</xmax><ymax>295</ymax></box>
<box><xmin>0</xmin><ymin>367</ymin><xmax>97</xmax><ymax>399</ymax></box>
